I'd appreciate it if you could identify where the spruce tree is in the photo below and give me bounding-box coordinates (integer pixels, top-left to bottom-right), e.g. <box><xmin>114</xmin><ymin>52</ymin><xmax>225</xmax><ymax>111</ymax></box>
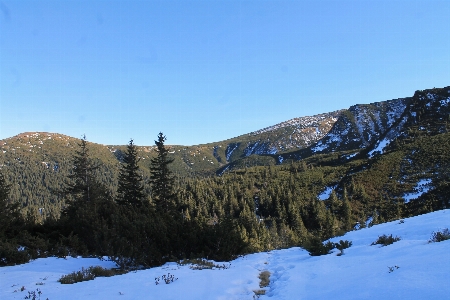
<box><xmin>0</xmin><ymin>171</ymin><xmax>21</xmax><ymax>237</ymax></box>
<box><xmin>61</xmin><ymin>135</ymin><xmax>109</xmax><ymax>223</ymax></box>
<box><xmin>116</xmin><ymin>139</ymin><xmax>145</xmax><ymax>207</ymax></box>
<box><xmin>341</xmin><ymin>188</ymin><xmax>353</xmax><ymax>231</ymax></box>
<box><xmin>60</xmin><ymin>135</ymin><xmax>113</xmax><ymax>255</ymax></box>
<box><xmin>150</xmin><ymin>132</ymin><xmax>176</xmax><ymax>213</ymax></box>
<box><xmin>0</xmin><ymin>170</ymin><xmax>27</xmax><ymax>266</ymax></box>
<box><xmin>63</xmin><ymin>135</ymin><xmax>99</xmax><ymax>204</ymax></box>
<box><xmin>0</xmin><ymin>171</ymin><xmax>10</xmax><ymax>205</ymax></box>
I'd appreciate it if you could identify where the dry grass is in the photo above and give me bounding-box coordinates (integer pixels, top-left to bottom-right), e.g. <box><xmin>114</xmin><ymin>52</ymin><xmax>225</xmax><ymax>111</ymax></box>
<box><xmin>259</xmin><ymin>270</ymin><xmax>271</xmax><ymax>288</ymax></box>
<box><xmin>58</xmin><ymin>266</ymin><xmax>126</xmax><ymax>284</ymax></box>
<box><xmin>253</xmin><ymin>270</ymin><xmax>271</xmax><ymax>299</ymax></box>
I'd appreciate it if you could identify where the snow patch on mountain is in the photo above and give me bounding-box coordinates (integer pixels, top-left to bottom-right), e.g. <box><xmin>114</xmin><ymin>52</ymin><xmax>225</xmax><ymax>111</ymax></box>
<box><xmin>249</xmin><ymin>112</ymin><xmax>341</xmax><ymax>136</ymax></box>
<box><xmin>225</xmin><ymin>144</ymin><xmax>239</xmax><ymax>161</ymax></box>
<box><xmin>242</xmin><ymin>141</ymin><xmax>277</xmax><ymax>157</ymax></box>
<box><xmin>244</xmin><ymin>141</ymin><xmax>259</xmax><ymax>156</ymax></box>
<box><xmin>403</xmin><ymin>178</ymin><xmax>433</xmax><ymax>203</ymax></box>
<box><xmin>238</xmin><ymin>111</ymin><xmax>343</xmax><ymax>155</ymax></box>
<box><xmin>310</xmin><ymin>97</ymin><xmax>409</xmax><ymax>155</ymax></box>
<box><xmin>344</xmin><ymin>152</ymin><xmax>358</xmax><ymax>160</ymax></box>
<box><xmin>368</xmin><ymin>138</ymin><xmax>391</xmax><ymax>157</ymax></box>
<box><xmin>318</xmin><ymin>186</ymin><xmax>336</xmax><ymax>200</ymax></box>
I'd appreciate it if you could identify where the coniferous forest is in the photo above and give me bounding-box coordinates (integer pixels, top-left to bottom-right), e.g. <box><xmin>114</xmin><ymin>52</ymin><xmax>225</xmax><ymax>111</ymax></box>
<box><xmin>1</xmin><ymin>86</ymin><xmax>450</xmax><ymax>269</ymax></box>
<box><xmin>1</xmin><ymin>130</ymin><xmax>449</xmax><ymax>268</ymax></box>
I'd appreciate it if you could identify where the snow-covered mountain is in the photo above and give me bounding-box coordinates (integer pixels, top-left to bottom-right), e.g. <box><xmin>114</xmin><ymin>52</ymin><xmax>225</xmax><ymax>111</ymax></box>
<box><xmin>245</xmin><ymin>111</ymin><xmax>343</xmax><ymax>154</ymax></box>
<box><xmin>1</xmin><ymin>209</ymin><xmax>448</xmax><ymax>299</ymax></box>
<box><xmin>278</xmin><ymin>86</ymin><xmax>450</xmax><ymax>162</ymax></box>
<box><xmin>310</xmin><ymin>98</ymin><xmax>409</xmax><ymax>153</ymax></box>
<box><xmin>211</xmin><ymin>110</ymin><xmax>343</xmax><ymax>163</ymax></box>
<box><xmin>1</xmin><ymin>85</ymin><xmax>449</xmax><ymax>216</ymax></box>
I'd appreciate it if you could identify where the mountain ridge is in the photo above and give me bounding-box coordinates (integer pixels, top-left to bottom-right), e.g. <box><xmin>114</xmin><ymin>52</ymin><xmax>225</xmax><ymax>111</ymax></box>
<box><xmin>1</xmin><ymin>85</ymin><xmax>449</xmax><ymax>220</ymax></box>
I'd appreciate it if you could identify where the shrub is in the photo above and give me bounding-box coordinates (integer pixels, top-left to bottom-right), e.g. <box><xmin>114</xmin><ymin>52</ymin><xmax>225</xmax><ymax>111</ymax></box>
<box><xmin>155</xmin><ymin>273</ymin><xmax>178</xmax><ymax>285</ymax></box>
<box><xmin>304</xmin><ymin>236</ymin><xmax>335</xmax><ymax>256</ymax></box>
<box><xmin>334</xmin><ymin>240</ymin><xmax>352</xmax><ymax>256</ymax></box>
<box><xmin>0</xmin><ymin>240</ymin><xmax>31</xmax><ymax>266</ymax></box>
<box><xmin>178</xmin><ymin>258</ymin><xmax>230</xmax><ymax>270</ymax></box>
<box><xmin>24</xmin><ymin>288</ymin><xmax>47</xmax><ymax>300</ymax></box>
<box><xmin>371</xmin><ymin>234</ymin><xmax>401</xmax><ymax>246</ymax></box>
<box><xmin>429</xmin><ymin>228</ymin><xmax>450</xmax><ymax>243</ymax></box>
<box><xmin>388</xmin><ymin>265</ymin><xmax>400</xmax><ymax>273</ymax></box>
<box><xmin>58</xmin><ymin>266</ymin><xmax>126</xmax><ymax>284</ymax></box>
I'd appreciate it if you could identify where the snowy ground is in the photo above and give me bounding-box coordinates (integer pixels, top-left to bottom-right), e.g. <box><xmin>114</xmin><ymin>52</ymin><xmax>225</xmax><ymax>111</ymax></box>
<box><xmin>1</xmin><ymin>209</ymin><xmax>449</xmax><ymax>299</ymax></box>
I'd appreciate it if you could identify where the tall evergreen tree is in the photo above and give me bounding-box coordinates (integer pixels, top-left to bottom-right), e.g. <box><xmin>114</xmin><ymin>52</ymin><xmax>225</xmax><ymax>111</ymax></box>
<box><xmin>341</xmin><ymin>188</ymin><xmax>353</xmax><ymax>231</ymax></box>
<box><xmin>0</xmin><ymin>171</ymin><xmax>21</xmax><ymax>237</ymax></box>
<box><xmin>63</xmin><ymin>135</ymin><xmax>99</xmax><ymax>204</ymax></box>
<box><xmin>116</xmin><ymin>139</ymin><xmax>146</xmax><ymax>207</ymax></box>
<box><xmin>0</xmin><ymin>170</ymin><xmax>29</xmax><ymax>266</ymax></box>
<box><xmin>0</xmin><ymin>171</ymin><xmax>10</xmax><ymax>205</ymax></box>
<box><xmin>61</xmin><ymin>135</ymin><xmax>109</xmax><ymax>222</ymax></box>
<box><xmin>150</xmin><ymin>132</ymin><xmax>176</xmax><ymax>213</ymax></box>
<box><xmin>59</xmin><ymin>135</ymin><xmax>114</xmax><ymax>255</ymax></box>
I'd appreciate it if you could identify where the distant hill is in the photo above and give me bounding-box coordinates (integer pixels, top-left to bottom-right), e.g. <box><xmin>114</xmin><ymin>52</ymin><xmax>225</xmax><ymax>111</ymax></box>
<box><xmin>1</xmin><ymin>86</ymin><xmax>449</xmax><ymax>220</ymax></box>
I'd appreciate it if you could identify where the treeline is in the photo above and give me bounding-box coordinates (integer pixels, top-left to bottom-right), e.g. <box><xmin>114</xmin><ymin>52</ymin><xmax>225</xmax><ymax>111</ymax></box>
<box><xmin>0</xmin><ymin>133</ymin><xmax>249</xmax><ymax>268</ymax></box>
<box><xmin>2</xmin><ymin>130</ymin><xmax>450</xmax><ymax>268</ymax></box>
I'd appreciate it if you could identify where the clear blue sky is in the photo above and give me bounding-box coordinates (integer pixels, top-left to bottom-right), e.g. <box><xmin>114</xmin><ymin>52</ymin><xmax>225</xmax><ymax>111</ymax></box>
<box><xmin>1</xmin><ymin>0</ymin><xmax>449</xmax><ymax>146</ymax></box>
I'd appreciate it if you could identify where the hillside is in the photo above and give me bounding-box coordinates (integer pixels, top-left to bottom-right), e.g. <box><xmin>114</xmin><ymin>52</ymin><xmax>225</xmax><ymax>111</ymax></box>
<box><xmin>0</xmin><ymin>86</ymin><xmax>449</xmax><ymax>221</ymax></box>
<box><xmin>1</xmin><ymin>209</ymin><xmax>448</xmax><ymax>299</ymax></box>
<box><xmin>0</xmin><ymin>111</ymin><xmax>342</xmax><ymax>219</ymax></box>
<box><xmin>277</xmin><ymin>86</ymin><xmax>450</xmax><ymax>161</ymax></box>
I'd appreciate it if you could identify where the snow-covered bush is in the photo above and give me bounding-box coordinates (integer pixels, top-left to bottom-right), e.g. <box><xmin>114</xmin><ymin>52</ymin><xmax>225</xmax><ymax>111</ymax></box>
<box><xmin>178</xmin><ymin>258</ymin><xmax>230</xmax><ymax>270</ymax></box>
<box><xmin>429</xmin><ymin>228</ymin><xmax>450</xmax><ymax>243</ymax></box>
<box><xmin>304</xmin><ymin>237</ymin><xmax>335</xmax><ymax>256</ymax></box>
<box><xmin>23</xmin><ymin>288</ymin><xmax>46</xmax><ymax>300</ymax></box>
<box><xmin>58</xmin><ymin>266</ymin><xmax>125</xmax><ymax>284</ymax></box>
<box><xmin>371</xmin><ymin>234</ymin><xmax>401</xmax><ymax>246</ymax></box>
<box><xmin>155</xmin><ymin>273</ymin><xmax>178</xmax><ymax>285</ymax></box>
<box><xmin>335</xmin><ymin>240</ymin><xmax>352</xmax><ymax>255</ymax></box>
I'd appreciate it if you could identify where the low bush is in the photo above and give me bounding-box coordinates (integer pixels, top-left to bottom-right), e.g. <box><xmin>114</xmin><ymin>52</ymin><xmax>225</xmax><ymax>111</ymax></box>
<box><xmin>155</xmin><ymin>273</ymin><xmax>178</xmax><ymax>285</ymax></box>
<box><xmin>178</xmin><ymin>258</ymin><xmax>230</xmax><ymax>270</ymax></box>
<box><xmin>58</xmin><ymin>266</ymin><xmax>126</xmax><ymax>284</ymax></box>
<box><xmin>0</xmin><ymin>241</ymin><xmax>31</xmax><ymax>266</ymax></box>
<box><xmin>371</xmin><ymin>234</ymin><xmax>401</xmax><ymax>246</ymax></box>
<box><xmin>388</xmin><ymin>265</ymin><xmax>400</xmax><ymax>273</ymax></box>
<box><xmin>429</xmin><ymin>228</ymin><xmax>450</xmax><ymax>243</ymax></box>
<box><xmin>304</xmin><ymin>236</ymin><xmax>335</xmax><ymax>256</ymax></box>
<box><xmin>334</xmin><ymin>240</ymin><xmax>352</xmax><ymax>256</ymax></box>
<box><xmin>24</xmin><ymin>288</ymin><xmax>47</xmax><ymax>300</ymax></box>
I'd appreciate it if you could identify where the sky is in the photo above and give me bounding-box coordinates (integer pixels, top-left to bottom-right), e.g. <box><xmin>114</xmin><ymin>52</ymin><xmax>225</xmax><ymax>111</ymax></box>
<box><xmin>1</xmin><ymin>209</ymin><xmax>449</xmax><ymax>299</ymax></box>
<box><xmin>1</xmin><ymin>0</ymin><xmax>449</xmax><ymax>146</ymax></box>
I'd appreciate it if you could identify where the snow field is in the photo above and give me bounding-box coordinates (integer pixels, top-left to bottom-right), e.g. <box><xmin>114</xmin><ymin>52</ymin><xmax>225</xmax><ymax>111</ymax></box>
<box><xmin>1</xmin><ymin>209</ymin><xmax>449</xmax><ymax>299</ymax></box>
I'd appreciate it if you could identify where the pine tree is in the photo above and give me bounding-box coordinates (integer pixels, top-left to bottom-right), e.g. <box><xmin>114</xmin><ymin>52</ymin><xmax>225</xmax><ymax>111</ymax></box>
<box><xmin>61</xmin><ymin>135</ymin><xmax>109</xmax><ymax>222</ymax></box>
<box><xmin>0</xmin><ymin>170</ymin><xmax>27</xmax><ymax>266</ymax></box>
<box><xmin>59</xmin><ymin>136</ymin><xmax>115</xmax><ymax>255</ymax></box>
<box><xmin>116</xmin><ymin>139</ymin><xmax>146</xmax><ymax>207</ymax></box>
<box><xmin>63</xmin><ymin>135</ymin><xmax>99</xmax><ymax>204</ymax></box>
<box><xmin>150</xmin><ymin>133</ymin><xmax>176</xmax><ymax>213</ymax></box>
<box><xmin>341</xmin><ymin>188</ymin><xmax>353</xmax><ymax>231</ymax></box>
<box><xmin>0</xmin><ymin>171</ymin><xmax>21</xmax><ymax>237</ymax></box>
<box><xmin>0</xmin><ymin>171</ymin><xmax>10</xmax><ymax>205</ymax></box>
